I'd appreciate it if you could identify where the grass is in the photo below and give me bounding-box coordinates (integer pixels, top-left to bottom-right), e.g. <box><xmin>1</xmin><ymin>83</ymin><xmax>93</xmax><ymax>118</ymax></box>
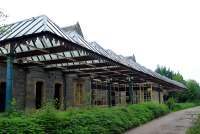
<box><xmin>172</xmin><ymin>103</ymin><xmax>197</xmax><ymax>111</ymax></box>
<box><xmin>187</xmin><ymin>115</ymin><xmax>200</xmax><ymax>134</ymax></box>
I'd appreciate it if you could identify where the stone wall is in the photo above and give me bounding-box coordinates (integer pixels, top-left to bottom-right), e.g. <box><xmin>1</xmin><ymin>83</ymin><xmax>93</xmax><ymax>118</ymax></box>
<box><xmin>0</xmin><ymin>63</ymin><xmax>26</xmax><ymax>110</ymax></box>
<box><xmin>0</xmin><ymin>63</ymin><xmax>91</xmax><ymax>110</ymax></box>
<box><xmin>0</xmin><ymin>63</ymin><xmax>169</xmax><ymax>110</ymax></box>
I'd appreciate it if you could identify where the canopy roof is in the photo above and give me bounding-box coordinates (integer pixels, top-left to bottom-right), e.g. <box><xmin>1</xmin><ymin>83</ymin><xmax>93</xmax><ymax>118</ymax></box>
<box><xmin>0</xmin><ymin>15</ymin><xmax>186</xmax><ymax>90</ymax></box>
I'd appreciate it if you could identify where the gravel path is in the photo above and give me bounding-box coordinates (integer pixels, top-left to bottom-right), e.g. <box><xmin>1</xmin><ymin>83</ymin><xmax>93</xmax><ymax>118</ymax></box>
<box><xmin>124</xmin><ymin>106</ymin><xmax>200</xmax><ymax>134</ymax></box>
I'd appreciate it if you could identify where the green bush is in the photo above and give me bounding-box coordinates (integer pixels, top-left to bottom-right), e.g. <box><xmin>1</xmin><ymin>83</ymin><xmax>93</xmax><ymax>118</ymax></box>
<box><xmin>187</xmin><ymin>115</ymin><xmax>200</xmax><ymax>134</ymax></box>
<box><xmin>165</xmin><ymin>97</ymin><xmax>196</xmax><ymax>111</ymax></box>
<box><xmin>0</xmin><ymin>102</ymin><xmax>196</xmax><ymax>134</ymax></box>
<box><xmin>0</xmin><ymin>102</ymin><xmax>170</xmax><ymax>134</ymax></box>
<box><xmin>166</xmin><ymin>97</ymin><xmax>176</xmax><ymax>110</ymax></box>
<box><xmin>0</xmin><ymin>117</ymin><xmax>44</xmax><ymax>134</ymax></box>
<box><xmin>172</xmin><ymin>103</ymin><xmax>197</xmax><ymax>111</ymax></box>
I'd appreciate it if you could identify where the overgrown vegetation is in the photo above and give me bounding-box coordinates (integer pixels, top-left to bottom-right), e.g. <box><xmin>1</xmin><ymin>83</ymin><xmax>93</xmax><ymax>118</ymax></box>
<box><xmin>155</xmin><ymin>65</ymin><xmax>200</xmax><ymax>103</ymax></box>
<box><xmin>0</xmin><ymin>102</ymin><xmax>169</xmax><ymax>134</ymax></box>
<box><xmin>172</xmin><ymin>103</ymin><xmax>197</xmax><ymax>111</ymax></box>
<box><xmin>0</xmin><ymin>10</ymin><xmax>7</xmax><ymax>32</ymax></box>
<box><xmin>165</xmin><ymin>97</ymin><xmax>197</xmax><ymax>111</ymax></box>
<box><xmin>187</xmin><ymin>115</ymin><xmax>200</xmax><ymax>134</ymax></box>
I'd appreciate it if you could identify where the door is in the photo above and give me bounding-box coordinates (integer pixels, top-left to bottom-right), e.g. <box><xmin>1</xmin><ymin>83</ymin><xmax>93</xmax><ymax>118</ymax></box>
<box><xmin>54</xmin><ymin>83</ymin><xmax>62</xmax><ymax>109</ymax></box>
<box><xmin>74</xmin><ymin>82</ymin><xmax>84</xmax><ymax>105</ymax></box>
<box><xmin>0</xmin><ymin>82</ymin><xmax>6</xmax><ymax>112</ymax></box>
<box><xmin>35</xmin><ymin>81</ymin><xmax>43</xmax><ymax>109</ymax></box>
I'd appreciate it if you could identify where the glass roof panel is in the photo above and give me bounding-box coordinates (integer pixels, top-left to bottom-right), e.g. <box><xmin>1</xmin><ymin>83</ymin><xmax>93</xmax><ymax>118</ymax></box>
<box><xmin>20</xmin><ymin>44</ymin><xmax>29</xmax><ymax>52</ymax></box>
<box><xmin>26</xmin><ymin>40</ymin><xmax>35</xmax><ymax>48</ymax></box>
<box><xmin>43</xmin><ymin>37</ymin><xmax>53</xmax><ymax>47</ymax></box>
<box><xmin>44</xmin><ymin>54</ymin><xmax>51</xmax><ymax>60</ymax></box>
<box><xmin>0</xmin><ymin>23</ymin><xmax>16</xmax><ymax>38</ymax></box>
<box><xmin>68</xmin><ymin>63</ymin><xmax>73</xmax><ymax>65</ymax></box>
<box><xmin>90</xmin><ymin>42</ymin><xmax>110</xmax><ymax>57</ymax></box>
<box><xmin>79</xmin><ymin>51</ymin><xmax>86</xmax><ymax>56</ymax></box>
<box><xmin>35</xmin><ymin>38</ymin><xmax>44</xmax><ymax>49</ymax></box>
<box><xmin>1</xmin><ymin>47</ymin><xmax>8</xmax><ymax>54</ymax></box>
<box><xmin>12</xmin><ymin>18</ymin><xmax>44</xmax><ymax>38</ymax></box>
<box><xmin>24</xmin><ymin>19</ymin><xmax>44</xmax><ymax>35</ymax></box>
<box><xmin>2</xmin><ymin>21</ymin><xmax>28</xmax><ymax>40</ymax></box>
<box><xmin>51</xmin><ymin>39</ymin><xmax>59</xmax><ymax>46</ymax></box>
<box><xmin>8</xmin><ymin>20</ymin><xmax>33</xmax><ymax>38</ymax></box>
<box><xmin>15</xmin><ymin>46</ymin><xmax>22</xmax><ymax>53</ymax></box>
<box><xmin>32</xmin><ymin>56</ymin><xmax>38</xmax><ymax>61</ymax></box>
<box><xmin>71</xmin><ymin>51</ymin><xmax>79</xmax><ymax>57</ymax></box>
<box><xmin>64</xmin><ymin>52</ymin><xmax>72</xmax><ymax>57</ymax></box>
<box><xmin>38</xmin><ymin>55</ymin><xmax>44</xmax><ymax>61</ymax></box>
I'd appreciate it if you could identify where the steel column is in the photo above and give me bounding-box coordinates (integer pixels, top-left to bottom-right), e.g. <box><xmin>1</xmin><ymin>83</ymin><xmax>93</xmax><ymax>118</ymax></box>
<box><xmin>62</xmin><ymin>73</ymin><xmax>67</xmax><ymax>110</ymax></box>
<box><xmin>158</xmin><ymin>89</ymin><xmax>161</xmax><ymax>104</ymax></box>
<box><xmin>128</xmin><ymin>80</ymin><xmax>133</xmax><ymax>104</ymax></box>
<box><xmin>107</xmin><ymin>82</ymin><xmax>112</xmax><ymax>107</ymax></box>
<box><xmin>5</xmin><ymin>54</ymin><xmax>14</xmax><ymax>110</ymax></box>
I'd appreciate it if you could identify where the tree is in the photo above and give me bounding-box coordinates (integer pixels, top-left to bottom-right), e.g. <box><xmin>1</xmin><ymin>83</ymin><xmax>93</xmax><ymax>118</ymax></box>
<box><xmin>155</xmin><ymin>65</ymin><xmax>173</xmax><ymax>79</ymax></box>
<box><xmin>0</xmin><ymin>10</ymin><xmax>7</xmax><ymax>32</ymax></box>
<box><xmin>155</xmin><ymin>65</ymin><xmax>200</xmax><ymax>102</ymax></box>
<box><xmin>172</xmin><ymin>72</ymin><xmax>186</xmax><ymax>85</ymax></box>
<box><xmin>186</xmin><ymin>80</ymin><xmax>200</xmax><ymax>101</ymax></box>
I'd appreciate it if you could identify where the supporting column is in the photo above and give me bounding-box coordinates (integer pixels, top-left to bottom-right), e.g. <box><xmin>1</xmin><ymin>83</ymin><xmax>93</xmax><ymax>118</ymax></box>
<box><xmin>63</xmin><ymin>73</ymin><xmax>67</xmax><ymax>110</ymax></box>
<box><xmin>150</xmin><ymin>83</ymin><xmax>153</xmax><ymax>101</ymax></box>
<box><xmin>128</xmin><ymin>79</ymin><xmax>133</xmax><ymax>104</ymax></box>
<box><xmin>158</xmin><ymin>89</ymin><xmax>161</xmax><ymax>104</ymax></box>
<box><xmin>90</xmin><ymin>79</ymin><xmax>94</xmax><ymax>106</ymax></box>
<box><xmin>107</xmin><ymin>81</ymin><xmax>112</xmax><ymax>107</ymax></box>
<box><xmin>158</xmin><ymin>85</ymin><xmax>162</xmax><ymax>104</ymax></box>
<box><xmin>139</xmin><ymin>84</ymin><xmax>142</xmax><ymax>103</ymax></box>
<box><xmin>5</xmin><ymin>54</ymin><xmax>14</xmax><ymax>110</ymax></box>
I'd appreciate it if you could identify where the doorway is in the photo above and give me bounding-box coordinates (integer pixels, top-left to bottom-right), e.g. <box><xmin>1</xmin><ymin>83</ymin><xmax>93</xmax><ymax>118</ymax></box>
<box><xmin>111</xmin><ymin>90</ymin><xmax>116</xmax><ymax>106</ymax></box>
<box><xmin>0</xmin><ymin>82</ymin><xmax>6</xmax><ymax>112</ymax></box>
<box><xmin>74</xmin><ymin>82</ymin><xmax>84</xmax><ymax>105</ymax></box>
<box><xmin>54</xmin><ymin>83</ymin><xmax>62</xmax><ymax>109</ymax></box>
<box><xmin>35</xmin><ymin>81</ymin><xmax>43</xmax><ymax>109</ymax></box>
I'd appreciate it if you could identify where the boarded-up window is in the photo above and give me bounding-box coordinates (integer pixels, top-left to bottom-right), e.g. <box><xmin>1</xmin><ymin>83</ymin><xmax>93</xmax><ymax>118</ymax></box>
<box><xmin>74</xmin><ymin>82</ymin><xmax>84</xmax><ymax>105</ymax></box>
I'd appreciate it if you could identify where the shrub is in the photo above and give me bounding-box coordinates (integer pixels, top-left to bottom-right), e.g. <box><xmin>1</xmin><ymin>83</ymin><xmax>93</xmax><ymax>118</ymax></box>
<box><xmin>172</xmin><ymin>103</ymin><xmax>196</xmax><ymax>111</ymax></box>
<box><xmin>0</xmin><ymin>117</ymin><xmax>44</xmax><ymax>134</ymax></box>
<box><xmin>31</xmin><ymin>102</ymin><xmax>59</xmax><ymax>134</ymax></box>
<box><xmin>166</xmin><ymin>97</ymin><xmax>176</xmax><ymax>110</ymax></box>
<box><xmin>0</xmin><ymin>102</ymin><xmax>170</xmax><ymax>134</ymax></box>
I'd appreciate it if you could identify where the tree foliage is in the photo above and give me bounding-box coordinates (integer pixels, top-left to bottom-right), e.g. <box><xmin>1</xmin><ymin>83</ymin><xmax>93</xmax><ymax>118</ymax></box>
<box><xmin>155</xmin><ymin>65</ymin><xmax>200</xmax><ymax>102</ymax></box>
<box><xmin>0</xmin><ymin>10</ymin><xmax>7</xmax><ymax>32</ymax></box>
<box><xmin>155</xmin><ymin>65</ymin><xmax>173</xmax><ymax>79</ymax></box>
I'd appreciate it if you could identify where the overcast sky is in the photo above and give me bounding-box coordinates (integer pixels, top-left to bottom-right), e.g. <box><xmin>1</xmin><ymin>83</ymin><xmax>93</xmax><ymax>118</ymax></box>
<box><xmin>1</xmin><ymin>0</ymin><xmax>200</xmax><ymax>82</ymax></box>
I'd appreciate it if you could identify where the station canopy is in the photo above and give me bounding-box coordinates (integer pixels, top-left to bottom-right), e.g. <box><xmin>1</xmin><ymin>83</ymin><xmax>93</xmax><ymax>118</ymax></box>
<box><xmin>0</xmin><ymin>15</ymin><xmax>186</xmax><ymax>90</ymax></box>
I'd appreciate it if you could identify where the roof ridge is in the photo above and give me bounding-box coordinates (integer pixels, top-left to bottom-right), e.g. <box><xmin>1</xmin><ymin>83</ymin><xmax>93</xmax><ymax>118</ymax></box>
<box><xmin>42</xmin><ymin>15</ymin><xmax>48</xmax><ymax>32</ymax></box>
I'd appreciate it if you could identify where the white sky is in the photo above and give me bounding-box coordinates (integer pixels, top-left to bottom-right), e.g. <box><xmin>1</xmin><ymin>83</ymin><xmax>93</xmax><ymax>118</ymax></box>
<box><xmin>1</xmin><ymin>0</ymin><xmax>200</xmax><ymax>83</ymax></box>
